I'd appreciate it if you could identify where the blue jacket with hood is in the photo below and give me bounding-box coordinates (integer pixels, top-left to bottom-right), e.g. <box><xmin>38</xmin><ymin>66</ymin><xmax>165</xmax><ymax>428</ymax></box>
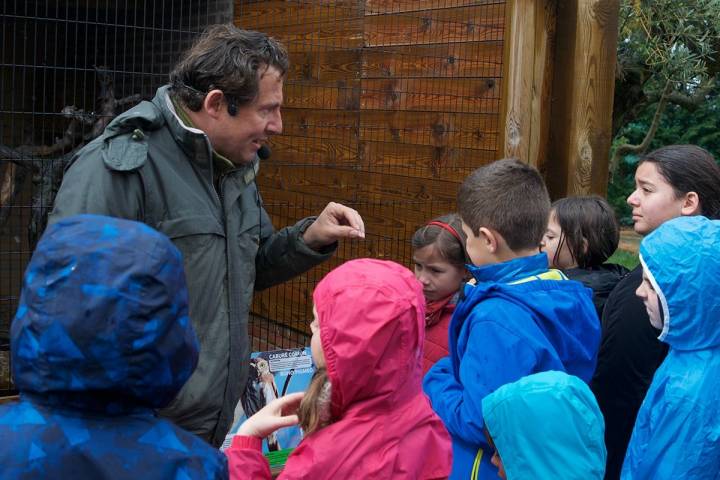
<box><xmin>0</xmin><ymin>215</ymin><xmax>228</xmax><ymax>479</ymax></box>
<box><xmin>622</xmin><ymin>216</ymin><xmax>720</xmax><ymax>479</ymax></box>
<box><xmin>482</xmin><ymin>371</ymin><xmax>606</xmax><ymax>479</ymax></box>
<box><xmin>424</xmin><ymin>253</ymin><xmax>600</xmax><ymax>480</ymax></box>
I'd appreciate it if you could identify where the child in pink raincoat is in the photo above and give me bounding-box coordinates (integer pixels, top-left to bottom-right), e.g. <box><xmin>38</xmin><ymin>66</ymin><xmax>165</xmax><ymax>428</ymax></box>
<box><xmin>225</xmin><ymin>259</ymin><xmax>453</xmax><ymax>479</ymax></box>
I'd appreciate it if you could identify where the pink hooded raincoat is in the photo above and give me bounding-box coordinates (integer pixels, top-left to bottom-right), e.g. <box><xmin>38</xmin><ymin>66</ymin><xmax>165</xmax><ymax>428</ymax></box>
<box><xmin>226</xmin><ymin>259</ymin><xmax>452</xmax><ymax>479</ymax></box>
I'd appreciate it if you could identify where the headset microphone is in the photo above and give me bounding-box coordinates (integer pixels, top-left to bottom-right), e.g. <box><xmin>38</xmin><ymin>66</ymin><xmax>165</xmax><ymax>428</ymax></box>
<box><xmin>257</xmin><ymin>144</ymin><xmax>271</xmax><ymax>160</ymax></box>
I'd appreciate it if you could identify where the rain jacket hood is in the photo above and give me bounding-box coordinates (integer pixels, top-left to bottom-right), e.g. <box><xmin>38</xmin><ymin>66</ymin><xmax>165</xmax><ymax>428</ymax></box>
<box><xmin>639</xmin><ymin>215</ymin><xmax>720</xmax><ymax>350</ymax></box>
<box><xmin>1</xmin><ymin>215</ymin><xmax>227</xmax><ymax>479</ymax></box>
<box><xmin>11</xmin><ymin>214</ymin><xmax>198</xmax><ymax>412</ymax></box>
<box><xmin>483</xmin><ymin>371</ymin><xmax>606</xmax><ymax>480</ymax></box>
<box><xmin>622</xmin><ymin>216</ymin><xmax>720</xmax><ymax>479</ymax></box>
<box><xmin>227</xmin><ymin>259</ymin><xmax>452</xmax><ymax>479</ymax></box>
<box><xmin>313</xmin><ymin>258</ymin><xmax>426</xmax><ymax>416</ymax></box>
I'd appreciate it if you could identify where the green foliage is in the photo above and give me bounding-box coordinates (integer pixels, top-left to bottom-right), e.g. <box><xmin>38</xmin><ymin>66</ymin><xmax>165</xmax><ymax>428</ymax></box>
<box><xmin>609</xmin><ymin>0</ymin><xmax>720</xmax><ymax>226</ymax></box>
<box><xmin>607</xmin><ymin>164</ymin><xmax>635</xmax><ymax>226</ymax></box>
<box><xmin>608</xmin><ymin>249</ymin><xmax>640</xmax><ymax>270</ymax></box>
<box><xmin>618</xmin><ymin>0</ymin><xmax>720</xmax><ymax>84</ymax></box>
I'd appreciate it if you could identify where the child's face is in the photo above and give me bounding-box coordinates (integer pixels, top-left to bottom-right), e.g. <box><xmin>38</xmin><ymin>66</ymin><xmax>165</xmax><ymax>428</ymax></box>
<box><xmin>413</xmin><ymin>244</ymin><xmax>466</xmax><ymax>302</ymax></box>
<box><xmin>310</xmin><ymin>306</ymin><xmax>326</xmax><ymax>368</ymax></box>
<box><xmin>541</xmin><ymin>211</ymin><xmax>577</xmax><ymax>270</ymax></box>
<box><xmin>627</xmin><ymin>162</ymin><xmax>688</xmax><ymax>236</ymax></box>
<box><xmin>484</xmin><ymin>428</ymin><xmax>507</xmax><ymax>479</ymax></box>
<box><xmin>636</xmin><ymin>269</ymin><xmax>663</xmax><ymax>329</ymax></box>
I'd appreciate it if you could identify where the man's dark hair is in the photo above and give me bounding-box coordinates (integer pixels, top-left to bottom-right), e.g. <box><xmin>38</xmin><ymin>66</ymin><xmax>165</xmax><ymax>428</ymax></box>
<box><xmin>169</xmin><ymin>24</ymin><xmax>289</xmax><ymax>111</ymax></box>
<box><xmin>639</xmin><ymin>145</ymin><xmax>720</xmax><ymax>219</ymax></box>
<box><xmin>551</xmin><ymin>196</ymin><xmax>619</xmax><ymax>269</ymax></box>
<box><xmin>458</xmin><ymin>158</ymin><xmax>550</xmax><ymax>251</ymax></box>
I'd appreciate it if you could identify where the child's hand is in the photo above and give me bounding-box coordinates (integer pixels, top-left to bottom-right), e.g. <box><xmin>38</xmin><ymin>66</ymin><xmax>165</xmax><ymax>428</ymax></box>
<box><xmin>238</xmin><ymin>392</ymin><xmax>305</xmax><ymax>439</ymax></box>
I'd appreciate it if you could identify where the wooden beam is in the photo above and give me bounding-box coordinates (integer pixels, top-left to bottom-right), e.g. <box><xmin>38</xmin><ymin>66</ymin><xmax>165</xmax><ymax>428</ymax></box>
<box><xmin>546</xmin><ymin>0</ymin><xmax>619</xmax><ymax>197</ymax></box>
<box><xmin>530</xmin><ymin>1</ymin><xmax>558</xmax><ymax>176</ymax></box>
<box><xmin>499</xmin><ymin>0</ymin><xmax>557</xmax><ymax>170</ymax></box>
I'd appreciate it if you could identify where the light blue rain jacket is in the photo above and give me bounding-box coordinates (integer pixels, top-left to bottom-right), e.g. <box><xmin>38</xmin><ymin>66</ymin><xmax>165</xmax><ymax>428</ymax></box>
<box><xmin>622</xmin><ymin>215</ymin><xmax>720</xmax><ymax>479</ymax></box>
<box><xmin>482</xmin><ymin>371</ymin><xmax>606</xmax><ymax>480</ymax></box>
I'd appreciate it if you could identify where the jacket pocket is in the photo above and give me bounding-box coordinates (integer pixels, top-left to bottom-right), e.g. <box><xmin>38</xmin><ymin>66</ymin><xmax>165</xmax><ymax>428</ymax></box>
<box><xmin>157</xmin><ymin>215</ymin><xmax>225</xmax><ymax>264</ymax></box>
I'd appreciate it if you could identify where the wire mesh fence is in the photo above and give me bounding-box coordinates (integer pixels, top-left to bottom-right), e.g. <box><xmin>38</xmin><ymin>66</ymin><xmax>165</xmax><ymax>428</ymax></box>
<box><xmin>237</xmin><ymin>0</ymin><xmax>506</xmax><ymax>349</ymax></box>
<box><xmin>0</xmin><ymin>0</ymin><xmax>233</xmax><ymax>396</ymax></box>
<box><xmin>0</xmin><ymin>0</ymin><xmax>506</xmax><ymax>393</ymax></box>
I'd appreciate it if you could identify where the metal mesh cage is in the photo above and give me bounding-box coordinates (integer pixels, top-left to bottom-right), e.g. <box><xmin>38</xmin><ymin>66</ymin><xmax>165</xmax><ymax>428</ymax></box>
<box><xmin>0</xmin><ymin>1</ymin><xmax>506</xmax><ymax>393</ymax></box>
<box><xmin>0</xmin><ymin>0</ymin><xmax>233</xmax><ymax>396</ymax></box>
<box><xmin>237</xmin><ymin>1</ymin><xmax>506</xmax><ymax>349</ymax></box>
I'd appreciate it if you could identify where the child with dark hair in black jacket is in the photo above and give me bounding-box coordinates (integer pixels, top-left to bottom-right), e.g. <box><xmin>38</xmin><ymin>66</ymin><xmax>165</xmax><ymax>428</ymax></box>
<box><xmin>542</xmin><ymin>195</ymin><xmax>628</xmax><ymax>318</ymax></box>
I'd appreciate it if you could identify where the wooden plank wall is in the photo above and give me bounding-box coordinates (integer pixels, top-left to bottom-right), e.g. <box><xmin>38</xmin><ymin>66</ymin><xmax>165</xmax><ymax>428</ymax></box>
<box><xmin>235</xmin><ymin>0</ymin><xmax>506</xmax><ymax>344</ymax></box>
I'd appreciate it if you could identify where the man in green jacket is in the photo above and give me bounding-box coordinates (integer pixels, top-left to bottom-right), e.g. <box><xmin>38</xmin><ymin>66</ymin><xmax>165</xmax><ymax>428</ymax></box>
<box><xmin>49</xmin><ymin>24</ymin><xmax>365</xmax><ymax>447</ymax></box>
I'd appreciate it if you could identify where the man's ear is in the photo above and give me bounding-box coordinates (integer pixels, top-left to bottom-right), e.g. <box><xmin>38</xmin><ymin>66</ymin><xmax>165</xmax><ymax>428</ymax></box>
<box><xmin>202</xmin><ymin>89</ymin><xmax>226</xmax><ymax>119</ymax></box>
<box><xmin>478</xmin><ymin>227</ymin><xmax>498</xmax><ymax>254</ymax></box>
<box><xmin>681</xmin><ymin>191</ymin><xmax>701</xmax><ymax>216</ymax></box>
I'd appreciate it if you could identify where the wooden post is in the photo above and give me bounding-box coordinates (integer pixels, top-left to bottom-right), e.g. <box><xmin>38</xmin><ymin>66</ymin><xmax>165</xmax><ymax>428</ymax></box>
<box><xmin>500</xmin><ymin>0</ymin><xmax>557</xmax><ymax>175</ymax></box>
<box><xmin>545</xmin><ymin>0</ymin><xmax>620</xmax><ymax>198</ymax></box>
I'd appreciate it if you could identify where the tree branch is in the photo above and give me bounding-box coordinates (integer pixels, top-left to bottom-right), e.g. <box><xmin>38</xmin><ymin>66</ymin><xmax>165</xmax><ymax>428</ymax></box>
<box><xmin>660</xmin><ymin>77</ymin><xmax>716</xmax><ymax>110</ymax></box>
<box><xmin>0</xmin><ymin>66</ymin><xmax>144</xmax><ymax>242</ymax></box>
<box><xmin>610</xmin><ymin>80</ymin><xmax>673</xmax><ymax>179</ymax></box>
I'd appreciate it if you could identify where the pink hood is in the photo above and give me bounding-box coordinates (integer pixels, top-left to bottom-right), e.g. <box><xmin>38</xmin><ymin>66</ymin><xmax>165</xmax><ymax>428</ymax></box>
<box><xmin>317</xmin><ymin>258</ymin><xmax>426</xmax><ymax>415</ymax></box>
<box><xmin>282</xmin><ymin>259</ymin><xmax>452</xmax><ymax>479</ymax></box>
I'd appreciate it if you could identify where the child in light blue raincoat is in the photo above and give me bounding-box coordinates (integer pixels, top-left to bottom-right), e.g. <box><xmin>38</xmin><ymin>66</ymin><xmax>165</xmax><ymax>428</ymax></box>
<box><xmin>482</xmin><ymin>371</ymin><xmax>606</xmax><ymax>479</ymax></box>
<box><xmin>622</xmin><ymin>215</ymin><xmax>720</xmax><ymax>479</ymax></box>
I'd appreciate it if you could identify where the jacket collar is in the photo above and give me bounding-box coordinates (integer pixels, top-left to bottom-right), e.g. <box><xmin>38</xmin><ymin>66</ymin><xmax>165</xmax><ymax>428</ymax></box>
<box><xmin>466</xmin><ymin>252</ymin><xmax>548</xmax><ymax>285</ymax></box>
<box><xmin>153</xmin><ymin>86</ymin><xmax>210</xmax><ymax>166</ymax></box>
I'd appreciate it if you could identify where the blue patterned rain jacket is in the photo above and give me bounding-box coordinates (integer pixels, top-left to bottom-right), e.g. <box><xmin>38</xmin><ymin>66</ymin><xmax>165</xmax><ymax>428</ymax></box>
<box><xmin>0</xmin><ymin>214</ymin><xmax>228</xmax><ymax>479</ymax></box>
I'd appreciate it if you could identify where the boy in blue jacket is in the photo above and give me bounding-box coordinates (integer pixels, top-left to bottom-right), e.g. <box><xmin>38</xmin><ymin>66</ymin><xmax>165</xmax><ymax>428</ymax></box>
<box><xmin>424</xmin><ymin>159</ymin><xmax>601</xmax><ymax>479</ymax></box>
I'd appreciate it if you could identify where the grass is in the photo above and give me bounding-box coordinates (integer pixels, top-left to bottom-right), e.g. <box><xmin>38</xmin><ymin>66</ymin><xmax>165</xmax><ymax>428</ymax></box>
<box><xmin>608</xmin><ymin>249</ymin><xmax>639</xmax><ymax>270</ymax></box>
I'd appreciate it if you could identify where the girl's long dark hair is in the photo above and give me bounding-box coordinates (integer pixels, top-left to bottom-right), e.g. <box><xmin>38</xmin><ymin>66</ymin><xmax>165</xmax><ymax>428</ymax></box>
<box><xmin>551</xmin><ymin>196</ymin><xmax>619</xmax><ymax>269</ymax></box>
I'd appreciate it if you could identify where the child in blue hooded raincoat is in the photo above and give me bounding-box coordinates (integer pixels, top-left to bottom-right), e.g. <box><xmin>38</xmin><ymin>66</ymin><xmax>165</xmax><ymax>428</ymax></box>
<box><xmin>622</xmin><ymin>215</ymin><xmax>720</xmax><ymax>479</ymax></box>
<box><xmin>0</xmin><ymin>215</ymin><xmax>227</xmax><ymax>479</ymax></box>
<box><xmin>483</xmin><ymin>371</ymin><xmax>606</xmax><ymax>479</ymax></box>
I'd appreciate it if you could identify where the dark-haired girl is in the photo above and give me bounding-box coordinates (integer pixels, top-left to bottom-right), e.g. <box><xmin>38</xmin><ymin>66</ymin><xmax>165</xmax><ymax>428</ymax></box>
<box><xmin>412</xmin><ymin>213</ymin><xmax>468</xmax><ymax>373</ymax></box>
<box><xmin>591</xmin><ymin>144</ymin><xmax>720</xmax><ymax>479</ymax></box>
<box><xmin>542</xmin><ymin>196</ymin><xmax>628</xmax><ymax>318</ymax></box>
